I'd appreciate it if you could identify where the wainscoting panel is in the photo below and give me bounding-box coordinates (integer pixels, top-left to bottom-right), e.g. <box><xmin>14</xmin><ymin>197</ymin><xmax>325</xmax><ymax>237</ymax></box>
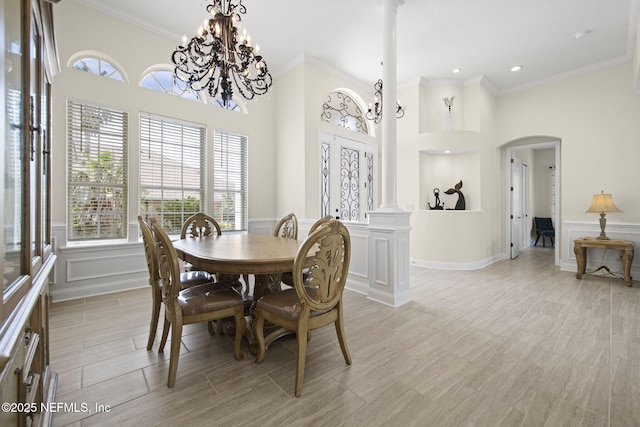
<box><xmin>373</xmin><ymin>237</ymin><xmax>390</xmax><ymax>286</ymax></box>
<box><xmin>52</xmin><ymin>223</ymin><xmax>147</xmax><ymax>302</ymax></box>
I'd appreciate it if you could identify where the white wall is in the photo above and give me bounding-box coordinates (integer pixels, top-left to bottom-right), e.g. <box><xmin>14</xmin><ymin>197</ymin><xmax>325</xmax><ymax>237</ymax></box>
<box><xmin>497</xmin><ymin>63</ymin><xmax>640</xmax><ymax>275</ymax></box>
<box><xmin>533</xmin><ymin>149</ymin><xmax>555</xmax><ymax>219</ymax></box>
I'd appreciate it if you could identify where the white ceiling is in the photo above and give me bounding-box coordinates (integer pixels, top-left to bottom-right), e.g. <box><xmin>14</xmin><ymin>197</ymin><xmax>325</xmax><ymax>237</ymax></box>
<box><xmin>74</xmin><ymin>0</ymin><xmax>639</xmax><ymax>94</ymax></box>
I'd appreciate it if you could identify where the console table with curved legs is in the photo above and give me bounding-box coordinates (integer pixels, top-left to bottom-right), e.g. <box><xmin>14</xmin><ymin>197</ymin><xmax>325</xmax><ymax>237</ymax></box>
<box><xmin>573</xmin><ymin>237</ymin><xmax>635</xmax><ymax>287</ymax></box>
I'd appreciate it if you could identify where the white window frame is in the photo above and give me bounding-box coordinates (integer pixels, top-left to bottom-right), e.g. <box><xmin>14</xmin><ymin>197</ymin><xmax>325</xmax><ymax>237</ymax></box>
<box><xmin>67</xmin><ymin>100</ymin><xmax>128</xmax><ymax>242</ymax></box>
<box><xmin>139</xmin><ymin>113</ymin><xmax>206</xmax><ymax>235</ymax></box>
<box><xmin>213</xmin><ymin>131</ymin><xmax>248</xmax><ymax>231</ymax></box>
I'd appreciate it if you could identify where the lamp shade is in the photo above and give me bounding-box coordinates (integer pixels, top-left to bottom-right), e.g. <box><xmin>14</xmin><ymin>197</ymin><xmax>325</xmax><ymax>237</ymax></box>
<box><xmin>585</xmin><ymin>191</ymin><xmax>622</xmax><ymax>214</ymax></box>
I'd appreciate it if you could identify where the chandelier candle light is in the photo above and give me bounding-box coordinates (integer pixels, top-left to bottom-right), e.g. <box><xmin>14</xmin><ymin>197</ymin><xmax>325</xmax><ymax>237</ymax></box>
<box><xmin>586</xmin><ymin>191</ymin><xmax>622</xmax><ymax>240</ymax></box>
<box><xmin>365</xmin><ymin>79</ymin><xmax>405</xmax><ymax>124</ymax></box>
<box><xmin>172</xmin><ymin>0</ymin><xmax>272</xmax><ymax>107</ymax></box>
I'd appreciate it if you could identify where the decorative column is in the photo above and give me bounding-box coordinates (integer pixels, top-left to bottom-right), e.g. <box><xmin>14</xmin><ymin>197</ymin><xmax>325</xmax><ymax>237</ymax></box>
<box><xmin>367</xmin><ymin>0</ymin><xmax>411</xmax><ymax>307</ymax></box>
<box><xmin>381</xmin><ymin>0</ymin><xmax>401</xmax><ymax>209</ymax></box>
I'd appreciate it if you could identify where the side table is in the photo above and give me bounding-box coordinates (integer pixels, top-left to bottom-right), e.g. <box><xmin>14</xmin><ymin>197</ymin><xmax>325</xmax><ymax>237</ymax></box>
<box><xmin>573</xmin><ymin>237</ymin><xmax>635</xmax><ymax>286</ymax></box>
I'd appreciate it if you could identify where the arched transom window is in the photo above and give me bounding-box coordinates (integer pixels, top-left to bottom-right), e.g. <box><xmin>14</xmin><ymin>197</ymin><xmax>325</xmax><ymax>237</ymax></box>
<box><xmin>321</xmin><ymin>91</ymin><xmax>368</xmax><ymax>135</ymax></box>
<box><xmin>140</xmin><ymin>69</ymin><xmax>201</xmax><ymax>101</ymax></box>
<box><xmin>71</xmin><ymin>57</ymin><xmax>125</xmax><ymax>82</ymax></box>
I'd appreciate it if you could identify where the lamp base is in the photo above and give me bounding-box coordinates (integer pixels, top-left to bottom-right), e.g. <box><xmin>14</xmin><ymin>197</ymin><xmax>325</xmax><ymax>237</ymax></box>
<box><xmin>596</xmin><ymin>213</ymin><xmax>609</xmax><ymax>240</ymax></box>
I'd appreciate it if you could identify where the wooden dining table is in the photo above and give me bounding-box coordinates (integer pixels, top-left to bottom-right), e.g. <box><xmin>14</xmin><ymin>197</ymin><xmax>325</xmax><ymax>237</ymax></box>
<box><xmin>173</xmin><ymin>234</ymin><xmax>314</xmax><ymax>352</ymax></box>
<box><xmin>172</xmin><ymin>234</ymin><xmax>313</xmax><ymax>301</ymax></box>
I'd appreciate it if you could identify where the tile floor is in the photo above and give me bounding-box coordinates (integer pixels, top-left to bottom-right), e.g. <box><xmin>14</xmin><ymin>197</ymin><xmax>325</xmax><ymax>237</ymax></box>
<box><xmin>49</xmin><ymin>247</ymin><xmax>640</xmax><ymax>426</ymax></box>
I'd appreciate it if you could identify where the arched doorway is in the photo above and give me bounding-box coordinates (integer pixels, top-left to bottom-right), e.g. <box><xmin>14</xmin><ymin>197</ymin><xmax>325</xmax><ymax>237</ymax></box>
<box><xmin>504</xmin><ymin>137</ymin><xmax>561</xmax><ymax>266</ymax></box>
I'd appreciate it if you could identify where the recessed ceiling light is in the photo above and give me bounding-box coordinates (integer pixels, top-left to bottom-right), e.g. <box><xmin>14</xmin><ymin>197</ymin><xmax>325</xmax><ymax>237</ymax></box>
<box><xmin>511</xmin><ymin>65</ymin><xmax>523</xmax><ymax>72</ymax></box>
<box><xmin>444</xmin><ymin>150</ymin><xmax>451</xmax><ymax>154</ymax></box>
<box><xmin>452</xmin><ymin>68</ymin><xmax>461</xmax><ymax>74</ymax></box>
<box><xmin>574</xmin><ymin>30</ymin><xmax>592</xmax><ymax>39</ymax></box>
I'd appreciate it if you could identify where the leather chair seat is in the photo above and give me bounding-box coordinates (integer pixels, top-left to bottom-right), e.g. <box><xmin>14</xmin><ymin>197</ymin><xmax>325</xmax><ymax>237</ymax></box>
<box><xmin>257</xmin><ymin>287</ymin><xmax>327</xmax><ymax>321</ymax></box>
<box><xmin>178</xmin><ymin>270</ymin><xmax>213</xmax><ymax>287</ymax></box>
<box><xmin>178</xmin><ymin>284</ymin><xmax>244</xmax><ymax>316</ymax></box>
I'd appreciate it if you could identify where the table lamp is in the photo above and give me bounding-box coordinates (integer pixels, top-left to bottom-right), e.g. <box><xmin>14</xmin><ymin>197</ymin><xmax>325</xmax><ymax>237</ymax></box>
<box><xmin>585</xmin><ymin>191</ymin><xmax>622</xmax><ymax>240</ymax></box>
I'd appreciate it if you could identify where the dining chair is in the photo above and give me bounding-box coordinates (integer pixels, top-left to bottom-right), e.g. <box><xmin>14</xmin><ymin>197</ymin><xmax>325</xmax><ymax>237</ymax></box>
<box><xmin>253</xmin><ymin>219</ymin><xmax>352</xmax><ymax>397</ymax></box>
<box><xmin>281</xmin><ymin>215</ymin><xmax>332</xmax><ymax>287</ymax></box>
<box><xmin>274</xmin><ymin>212</ymin><xmax>298</xmax><ymax>239</ymax></box>
<box><xmin>180</xmin><ymin>212</ymin><xmax>222</xmax><ymax>239</ymax></box>
<box><xmin>242</xmin><ymin>212</ymin><xmax>299</xmax><ymax>295</ymax></box>
<box><xmin>180</xmin><ymin>213</ymin><xmax>222</xmax><ymax>272</ymax></box>
<box><xmin>138</xmin><ymin>216</ymin><xmax>214</xmax><ymax>351</ymax></box>
<box><xmin>151</xmin><ymin>218</ymin><xmax>246</xmax><ymax>387</ymax></box>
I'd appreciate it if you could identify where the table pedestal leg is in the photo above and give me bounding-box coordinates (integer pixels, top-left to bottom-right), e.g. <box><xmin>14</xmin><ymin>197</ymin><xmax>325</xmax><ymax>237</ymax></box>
<box><xmin>249</xmin><ymin>273</ymin><xmax>292</xmax><ymax>354</ymax></box>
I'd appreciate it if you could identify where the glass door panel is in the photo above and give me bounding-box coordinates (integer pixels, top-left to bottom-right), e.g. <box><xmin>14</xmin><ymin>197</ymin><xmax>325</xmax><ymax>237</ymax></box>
<box><xmin>2</xmin><ymin>0</ymin><xmax>24</xmax><ymax>290</ymax></box>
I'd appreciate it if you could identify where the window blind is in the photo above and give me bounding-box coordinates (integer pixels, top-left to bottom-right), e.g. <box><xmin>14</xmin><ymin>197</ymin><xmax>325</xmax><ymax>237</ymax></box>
<box><xmin>139</xmin><ymin>113</ymin><xmax>206</xmax><ymax>234</ymax></box>
<box><xmin>213</xmin><ymin>131</ymin><xmax>247</xmax><ymax>231</ymax></box>
<box><xmin>67</xmin><ymin>101</ymin><xmax>128</xmax><ymax>241</ymax></box>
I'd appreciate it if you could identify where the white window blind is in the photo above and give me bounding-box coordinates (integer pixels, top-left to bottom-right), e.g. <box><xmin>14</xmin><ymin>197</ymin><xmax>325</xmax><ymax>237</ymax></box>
<box><xmin>67</xmin><ymin>101</ymin><xmax>128</xmax><ymax>241</ymax></box>
<box><xmin>213</xmin><ymin>131</ymin><xmax>247</xmax><ymax>231</ymax></box>
<box><xmin>139</xmin><ymin>113</ymin><xmax>206</xmax><ymax>234</ymax></box>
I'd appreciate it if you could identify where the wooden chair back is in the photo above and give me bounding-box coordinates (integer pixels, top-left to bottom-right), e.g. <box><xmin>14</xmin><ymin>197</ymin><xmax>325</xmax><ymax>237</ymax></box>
<box><xmin>274</xmin><ymin>213</ymin><xmax>298</xmax><ymax>239</ymax></box>
<box><xmin>150</xmin><ymin>218</ymin><xmax>182</xmax><ymax>307</ymax></box>
<box><xmin>293</xmin><ymin>219</ymin><xmax>350</xmax><ymax>313</ymax></box>
<box><xmin>138</xmin><ymin>215</ymin><xmax>159</xmax><ymax>283</ymax></box>
<box><xmin>180</xmin><ymin>212</ymin><xmax>222</xmax><ymax>239</ymax></box>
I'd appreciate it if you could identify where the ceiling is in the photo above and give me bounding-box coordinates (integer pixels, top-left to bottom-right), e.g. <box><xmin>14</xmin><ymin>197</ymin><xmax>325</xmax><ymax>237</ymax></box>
<box><xmin>74</xmin><ymin>0</ymin><xmax>639</xmax><ymax>94</ymax></box>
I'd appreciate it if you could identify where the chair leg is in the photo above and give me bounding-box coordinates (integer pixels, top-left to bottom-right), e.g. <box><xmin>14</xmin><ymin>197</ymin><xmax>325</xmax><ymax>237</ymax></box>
<box><xmin>335</xmin><ymin>305</ymin><xmax>352</xmax><ymax>365</ymax></box>
<box><xmin>147</xmin><ymin>289</ymin><xmax>161</xmax><ymax>350</ymax></box>
<box><xmin>543</xmin><ymin>235</ymin><xmax>546</xmax><ymax>247</ymax></box>
<box><xmin>294</xmin><ymin>323</ymin><xmax>309</xmax><ymax>397</ymax></box>
<box><xmin>167</xmin><ymin>320</ymin><xmax>183</xmax><ymax>388</ymax></box>
<box><xmin>233</xmin><ymin>308</ymin><xmax>245</xmax><ymax>361</ymax></box>
<box><xmin>534</xmin><ymin>235</ymin><xmax>540</xmax><ymax>246</ymax></box>
<box><xmin>159</xmin><ymin>317</ymin><xmax>170</xmax><ymax>352</ymax></box>
<box><xmin>242</xmin><ymin>274</ymin><xmax>251</xmax><ymax>298</ymax></box>
<box><xmin>253</xmin><ymin>312</ymin><xmax>266</xmax><ymax>364</ymax></box>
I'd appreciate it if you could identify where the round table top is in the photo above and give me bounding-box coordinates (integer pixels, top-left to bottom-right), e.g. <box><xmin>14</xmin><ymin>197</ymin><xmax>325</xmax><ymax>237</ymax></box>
<box><xmin>173</xmin><ymin>234</ymin><xmax>310</xmax><ymax>275</ymax></box>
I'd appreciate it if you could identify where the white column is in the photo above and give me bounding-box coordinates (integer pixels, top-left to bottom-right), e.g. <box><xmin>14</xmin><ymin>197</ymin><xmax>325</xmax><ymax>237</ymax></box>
<box><xmin>365</xmin><ymin>0</ymin><xmax>411</xmax><ymax>307</ymax></box>
<box><xmin>380</xmin><ymin>0</ymin><xmax>403</xmax><ymax>209</ymax></box>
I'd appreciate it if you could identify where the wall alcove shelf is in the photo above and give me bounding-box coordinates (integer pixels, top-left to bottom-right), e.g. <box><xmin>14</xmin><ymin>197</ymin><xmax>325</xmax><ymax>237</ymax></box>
<box><xmin>419</xmin><ymin>130</ymin><xmax>481</xmax><ymax>212</ymax></box>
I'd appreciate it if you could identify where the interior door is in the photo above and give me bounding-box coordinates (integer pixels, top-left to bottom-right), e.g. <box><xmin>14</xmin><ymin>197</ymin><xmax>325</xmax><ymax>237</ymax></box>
<box><xmin>510</xmin><ymin>155</ymin><xmax>524</xmax><ymax>258</ymax></box>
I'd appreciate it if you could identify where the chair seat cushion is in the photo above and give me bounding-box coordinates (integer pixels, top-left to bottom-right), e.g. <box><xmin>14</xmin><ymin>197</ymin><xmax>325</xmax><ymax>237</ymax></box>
<box><xmin>180</xmin><ymin>270</ymin><xmax>214</xmax><ymax>287</ymax></box>
<box><xmin>178</xmin><ymin>284</ymin><xmax>243</xmax><ymax>315</ymax></box>
<box><xmin>257</xmin><ymin>287</ymin><xmax>327</xmax><ymax>321</ymax></box>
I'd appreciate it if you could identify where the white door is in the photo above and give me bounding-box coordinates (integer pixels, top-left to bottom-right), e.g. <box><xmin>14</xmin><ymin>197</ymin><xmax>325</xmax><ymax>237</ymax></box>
<box><xmin>510</xmin><ymin>155</ymin><xmax>524</xmax><ymax>258</ymax></box>
<box><xmin>319</xmin><ymin>133</ymin><xmax>377</xmax><ymax>222</ymax></box>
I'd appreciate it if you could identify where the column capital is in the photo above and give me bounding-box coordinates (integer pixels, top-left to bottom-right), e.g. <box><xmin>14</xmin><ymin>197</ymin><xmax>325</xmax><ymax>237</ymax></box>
<box><xmin>377</xmin><ymin>0</ymin><xmax>405</xmax><ymax>10</ymax></box>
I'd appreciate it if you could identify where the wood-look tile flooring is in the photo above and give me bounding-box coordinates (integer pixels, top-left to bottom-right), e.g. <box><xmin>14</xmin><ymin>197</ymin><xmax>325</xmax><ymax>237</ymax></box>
<box><xmin>49</xmin><ymin>247</ymin><xmax>640</xmax><ymax>426</ymax></box>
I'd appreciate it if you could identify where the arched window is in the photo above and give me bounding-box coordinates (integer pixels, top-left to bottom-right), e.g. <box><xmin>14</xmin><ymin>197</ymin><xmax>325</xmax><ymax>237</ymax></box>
<box><xmin>321</xmin><ymin>90</ymin><xmax>369</xmax><ymax>135</ymax></box>
<box><xmin>140</xmin><ymin>69</ymin><xmax>201</xmax><ymax>101</ymax></box>
<box><xmin>212</xmin><ymin>97</ymin><xmax>242</xmax><ymax>113</ymax></box>
<box><xmin>71</xmin><ymin>57</ymin><xmax>125</xmax><ymax>82</ymax></box>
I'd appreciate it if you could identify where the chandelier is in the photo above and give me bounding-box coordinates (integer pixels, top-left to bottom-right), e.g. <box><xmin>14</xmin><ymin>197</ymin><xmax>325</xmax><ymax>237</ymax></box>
<box><xmin>171</xmin><ymin>0</ymin><xmax>272</xmax><ymax>107</ymax></box>
<box><xmin>365</xmin><ymin>79</ymin><xmax>405</xmax><ymax>124</ymax></box>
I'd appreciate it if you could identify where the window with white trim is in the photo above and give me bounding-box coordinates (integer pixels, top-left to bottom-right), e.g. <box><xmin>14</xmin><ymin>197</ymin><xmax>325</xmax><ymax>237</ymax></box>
<box><xmin>67</xmin><ymin>101</ymin><xmax>128</xmax><ymax>241</ymax></box>
<box><xmin>213</xmin><ymin>131</ymin><xmax>247</xmax><ymax>231</ymax></box>
<box><xmin>139</xmin><ymin>113</ymin><xmax>206</xmax><ymax>234</ymax></box>
<box><xmin>71</xmin><ymin>57</ymin><xmax>125</xmax><ymax>81</ymax></box>
<box><xmin>140</xmin><ymin>69</ymin><xmax>201</xmax><ymax>102</ymax></box>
